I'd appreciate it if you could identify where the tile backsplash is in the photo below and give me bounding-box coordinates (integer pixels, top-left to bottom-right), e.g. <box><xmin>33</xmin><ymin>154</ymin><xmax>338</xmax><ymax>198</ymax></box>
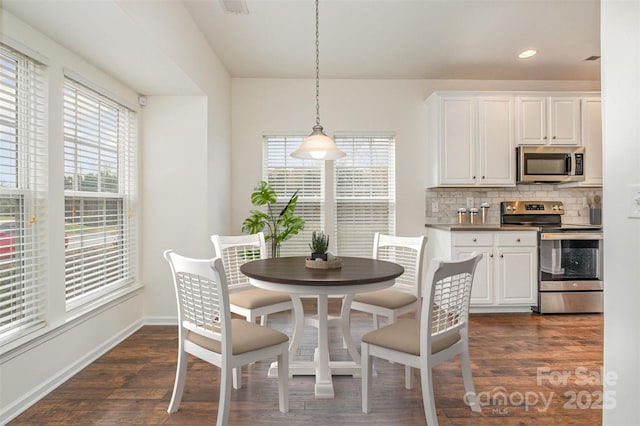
<box><xmin>425</xmin><ymin>185</ymin><xmax>603</xmax><ymax>225</ymax></box>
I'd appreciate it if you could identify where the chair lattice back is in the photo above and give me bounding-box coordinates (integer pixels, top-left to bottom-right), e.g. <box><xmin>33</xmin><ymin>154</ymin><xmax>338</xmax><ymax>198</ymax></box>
<box><xmin>212</xmin><ymin>233</ymin><xmax>267</xmax><ymax>292</ymax></box>
<box><xmin>373</xmin><ymin>233</ymin><xmax>427</xmax><ymax>296</ymax></box>
<box><xmin>165</xmin><ymin>251</ymin><xmax>230</xmax><ymax>341</ymax></box>
<box><xmin>425</xmin><ymin>255</ymin><xmax>481</xmax><ymax>337</ymax></box>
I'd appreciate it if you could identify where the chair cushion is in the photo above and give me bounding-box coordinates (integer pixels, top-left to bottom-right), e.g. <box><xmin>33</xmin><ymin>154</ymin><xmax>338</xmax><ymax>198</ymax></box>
<box><xmin>229</xmin><ymin>288</ymin><xmax>291</xmax><ymax>309</ymax></box>
<box><xmin>353</xmin><ymin>289</ymin><xmax>417</xmax><ymax>310</ymax></box>
<box><xmin>187</xmin><ymin>318</ymin><xmax>288</xmax><ymax>355</ymax></box>
<box><xmin>361</xmin><ymin>319</ymin><xmax>461</xmax><ymax>355</ymax></box>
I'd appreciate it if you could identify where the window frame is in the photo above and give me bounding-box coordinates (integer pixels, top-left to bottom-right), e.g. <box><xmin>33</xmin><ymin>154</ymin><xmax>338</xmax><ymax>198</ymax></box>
<box><xmin>333</xmin><ymin>134</ymin><xmax>396</xmax><ymax>257</ymax></box>
<box><xmin>0</xmin><ymin>43</ymin><xmax>48</xmax><ymax>341</ymax></box>
<box><xmin>62</xmin><ymin>76</ymin><xmax>137</xmax><ymax>311</ymax></box>
<box><xmin>262</xmin><ymin>133</ymin><xmax>396</xmax><ymax>258</ymax></box>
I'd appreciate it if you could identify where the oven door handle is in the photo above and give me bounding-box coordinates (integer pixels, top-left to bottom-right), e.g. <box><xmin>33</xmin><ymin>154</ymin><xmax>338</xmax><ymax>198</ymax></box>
<box><xmin>540</xmin><ymin>233</ymin><xmax>603</xmax><ymax>240</ymax></box>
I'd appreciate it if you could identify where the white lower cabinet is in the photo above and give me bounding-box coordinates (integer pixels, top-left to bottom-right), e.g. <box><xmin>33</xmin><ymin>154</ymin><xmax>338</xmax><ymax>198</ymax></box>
<box><xmin>452</xmin><ymin>231</ymin><xmax>537</xmax><ymax>310</ymax></box>
<box><xmin>452</xmin><ymin>233</ymin><xmax>493</xmax><ymax>305</ymax></box>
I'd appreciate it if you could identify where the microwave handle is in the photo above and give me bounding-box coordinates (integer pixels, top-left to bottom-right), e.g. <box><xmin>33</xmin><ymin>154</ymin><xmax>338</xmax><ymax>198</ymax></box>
<box><xmin>566</xmin><ymin>155</ymin><xmax>572</xmax><ymax>174</ymax></box>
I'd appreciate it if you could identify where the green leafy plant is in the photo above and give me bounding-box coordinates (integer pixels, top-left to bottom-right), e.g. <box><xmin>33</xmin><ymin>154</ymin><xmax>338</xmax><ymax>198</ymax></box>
<box><xmin>309</xmin><ymin>231</ymin><xmax>329</xmax><ymax>255</ymax></box>
<box><xmin>242</xmin><ymin>180</ymin><xmax>305</xmax><ymax>258</ymax></box>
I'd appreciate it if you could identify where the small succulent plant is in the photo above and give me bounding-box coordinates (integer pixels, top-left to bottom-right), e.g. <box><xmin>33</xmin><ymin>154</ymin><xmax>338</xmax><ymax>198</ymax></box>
<box><xmin>309</xmin><ymin>231</ymin><xmax>329</xmax><ymax>255</ymax></box>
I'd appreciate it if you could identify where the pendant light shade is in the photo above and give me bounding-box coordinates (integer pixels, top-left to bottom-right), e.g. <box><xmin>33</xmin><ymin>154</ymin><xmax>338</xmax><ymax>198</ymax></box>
<box><xmin>291</xmin><ymin>125</ymin><xmax>345</xmax><ymax>160</ymax></box>
<box><xmin>291</xmin><ymin>0</ymin><xmax>345</xmax><ymax>161</ymax></box>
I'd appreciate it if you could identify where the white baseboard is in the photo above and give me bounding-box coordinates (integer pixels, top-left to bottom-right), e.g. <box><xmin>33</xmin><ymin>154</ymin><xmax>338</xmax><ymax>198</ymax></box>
<box><xmin>145</xmin><ymin>315</ymin><xmax>178</xmax><ymax>326</ymax></box>
<box><xmin>469</xmin><ymin>306</ymin><xmax>533</xmax><ymax>314</ymax></box>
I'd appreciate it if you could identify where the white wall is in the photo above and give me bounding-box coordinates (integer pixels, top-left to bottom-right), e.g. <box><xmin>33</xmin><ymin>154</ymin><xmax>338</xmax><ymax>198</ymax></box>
<box><xmin>601</xmin><ymin>1</ymin><xmax>640</xmax><ymax>424</ymax></box>
<box><xmin>231</xmin><ymin>79</ymin><xmax>599</xmax><ymax>239</ymax></box>
<box><xmin>141</xmin><ymin>96</ymin><xmax>209</xmax><ymax>319</ymax></box>
<box><xmin>0</xmin><ymin>10</ymin><xmax>144</xmax><ymax>422</ymax></box>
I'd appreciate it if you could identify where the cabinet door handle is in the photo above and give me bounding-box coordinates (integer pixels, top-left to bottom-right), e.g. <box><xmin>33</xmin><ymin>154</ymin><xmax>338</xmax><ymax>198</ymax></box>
<box><xmin>472</xmin><ymin>237</ymin><xmax>477</xmax><ymax>242</ymax></box>
<box><xmin>500</xmin><ymin>254</ymin><xmax>504</xmax><ymax>258</ymax></box>
<box><xmin>473</xmin><ymin>176</ymin><xmax>476</xmax><ymax>179</ymax></box>
<box><xmin>482</xmin><ymin>175</ymin><xmax>485</xmax><ymax>179</ymax></box>
<box><xmin>489</xmin><ymin>254</ymin><xmax>494</xmax><ymax>258</ymax></box>
<box><xmin>516</xmin><ymin>238</ymin><xmax>521</xmax><ymax>242</ymax></box>
<box><xmin>552</xmin><ymin>136</ymin><xmax>556</xmax><ymax>139</ymax></box>
<box><xmin>544</xmin><ymin>136</ymin><xmax>548</xmax><ymax>140</ymax></box>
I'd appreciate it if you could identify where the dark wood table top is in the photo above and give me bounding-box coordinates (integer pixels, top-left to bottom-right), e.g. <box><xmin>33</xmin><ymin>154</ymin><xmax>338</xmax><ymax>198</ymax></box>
<box><xmin>240</xmin><ymin>256</ymin><xmax>404</xmax><ymax>288</ymax></box>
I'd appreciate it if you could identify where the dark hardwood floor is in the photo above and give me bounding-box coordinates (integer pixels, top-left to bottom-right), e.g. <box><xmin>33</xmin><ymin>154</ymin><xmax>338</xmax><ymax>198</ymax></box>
<box><xmin>10</xmin><ymin>300</ymin><xmax>603</xmax><ymax>425</ymax></box>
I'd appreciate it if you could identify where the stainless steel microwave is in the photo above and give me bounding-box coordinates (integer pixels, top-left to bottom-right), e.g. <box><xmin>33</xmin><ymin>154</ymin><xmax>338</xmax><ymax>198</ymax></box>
<box><xmin>516</xmin><ymin>146</ymin><xmax>585</xmax><ymax>183</ymax></box>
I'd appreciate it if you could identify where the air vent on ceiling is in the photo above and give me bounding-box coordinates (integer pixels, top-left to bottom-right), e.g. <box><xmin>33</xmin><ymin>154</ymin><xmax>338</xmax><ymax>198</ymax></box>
<box><xmin>584</xmin><ymin>55</ymin><xmax>601</xmax><ymax>61</ymax></box>
<box><xmin>220</xmin><ymin>0</ymin><xmax>249</xmax><ymax>15</ymax></box>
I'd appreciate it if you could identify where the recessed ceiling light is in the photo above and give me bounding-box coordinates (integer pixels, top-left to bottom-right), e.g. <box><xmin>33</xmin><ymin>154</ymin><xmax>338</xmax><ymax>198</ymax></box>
<box><xmin>220</xmin><ymin>0</ymin><xmax>249</xmax><ymax>15</ymax></box>
<box><xmin>518</xmin><ymin>49</ymin><xmax>538</xmax><ymax>59</ymax></box>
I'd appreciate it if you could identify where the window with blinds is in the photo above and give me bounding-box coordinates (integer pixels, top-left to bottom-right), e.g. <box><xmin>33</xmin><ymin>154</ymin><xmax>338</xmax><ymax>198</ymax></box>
<box><xmin>0</xmin><ymin>44</ymin><xmax>47</xmax><ymax>339</ymax></box>
<box><xmin>263</xmin><ymin>136</ymin><xmax>323</xmax><ymax>256</ymax></box>
<box><xmin>334</xmin><ymin>136</ymin><xmax>395</xmax><ymax>257</ymax></box>
<box><xmin>63</xmin><ymin>77</ymin><xmax>137</xmax><ymax>309</ymax></box>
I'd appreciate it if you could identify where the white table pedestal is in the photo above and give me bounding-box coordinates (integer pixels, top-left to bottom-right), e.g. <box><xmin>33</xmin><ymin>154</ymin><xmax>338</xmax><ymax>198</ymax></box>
<box><xmin>267</xmin><ymin>294</ymin><xmax>372</xmax><ymax>398</ymax></box>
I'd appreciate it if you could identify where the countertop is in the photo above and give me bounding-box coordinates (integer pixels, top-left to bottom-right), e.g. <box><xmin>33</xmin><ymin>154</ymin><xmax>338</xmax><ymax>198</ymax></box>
<box><xmin>425</xmin><ymin>223</ymin><xmax>540</xmax><ymax>232</ymax></box>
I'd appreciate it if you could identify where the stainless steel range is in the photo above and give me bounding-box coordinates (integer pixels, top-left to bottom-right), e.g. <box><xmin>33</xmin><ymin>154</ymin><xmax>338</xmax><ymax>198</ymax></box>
<box><xmin>501</xmin><ymin>201</ymin><xmax>603</xmax><ymax>314</ymax></box>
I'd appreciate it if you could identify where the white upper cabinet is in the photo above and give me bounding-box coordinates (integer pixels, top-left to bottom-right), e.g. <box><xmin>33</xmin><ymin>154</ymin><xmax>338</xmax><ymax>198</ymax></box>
<box><xmin>478</xmin><ymin>97</ymin><xmax>515</xmax><ymax>186</ymax></box>
<box><xmin>516</xmin><ymin>96</ymin><xmax>581</xmax><ymax>146</ymax></box>
<box><xmin>439</xmin><ymin>95</ymin><xmax>476</xmax><ymax>185</ymax></box>
<box><xmin>516</xmin><ymin>97</ymin><xmax>546</xmax><ymax>145</ymax></box>
<box><xmin>426</xmin><ymin>92</ymin><xmax>515</xmax><ymax>187</ymax></box>
<box><xmin>580</xmin><ymin>97</ymin><xmax>603</xmax><ymax>186</ymax></box>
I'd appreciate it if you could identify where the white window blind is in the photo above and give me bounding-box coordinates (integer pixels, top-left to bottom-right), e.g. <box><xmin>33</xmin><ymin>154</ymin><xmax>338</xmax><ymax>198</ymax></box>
<box><xmin>0</xmin><ymin>44</ymin><xmax>47</xmax><ymax>340</ymax></box>
<box><xmin>334</xmin><ymin>136</ymin><xmax>395</xmax><ymax>257</ymax></box>
<box><xmin>263</xmin><ymin>136</ymin><xmax>323</xmax><ymax>256</ymax></box>
<box><xmin>63</xmin><ymin>77</ymin><xmax>137</xmax><ymax>309</ymax></box>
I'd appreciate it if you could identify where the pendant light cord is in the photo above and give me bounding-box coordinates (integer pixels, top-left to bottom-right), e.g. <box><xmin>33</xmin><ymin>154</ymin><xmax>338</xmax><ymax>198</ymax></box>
<box><xmin>290</xmin><ymin>0</ymin><xmax>345</xmax><ymax>160</ymax></box>
<box><xmin>315</xmin><ymin>0</ymin><xmax>321</xmax><ymax>127</ymax></box>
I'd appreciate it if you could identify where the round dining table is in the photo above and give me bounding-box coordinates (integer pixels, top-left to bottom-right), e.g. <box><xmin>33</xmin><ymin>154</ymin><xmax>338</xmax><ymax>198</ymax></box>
<box><xmin>240</xmin><ymin>256</ymin><xmax>404</xmax><ymax>398</ymax></box>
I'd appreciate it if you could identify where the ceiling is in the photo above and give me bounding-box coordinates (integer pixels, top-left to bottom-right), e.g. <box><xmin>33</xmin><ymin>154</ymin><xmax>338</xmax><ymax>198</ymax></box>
<box><xmin>3</xmin><ymin>0</ymin><xmax>601</xmax><ymax>94</ymax></box>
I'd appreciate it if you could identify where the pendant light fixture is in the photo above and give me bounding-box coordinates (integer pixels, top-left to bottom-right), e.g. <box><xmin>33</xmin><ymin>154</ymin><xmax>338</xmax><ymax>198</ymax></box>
<box><xmin>291</xmin><ymin>0</ymin><xmax>346</xmax><ymax>160</ymax></box>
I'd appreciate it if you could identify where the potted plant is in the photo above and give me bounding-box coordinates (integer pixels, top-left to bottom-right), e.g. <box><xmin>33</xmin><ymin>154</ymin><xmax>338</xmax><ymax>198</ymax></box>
<box><xmin>242</xmin><ymin>180</ymin><xmax>305</xmax><ymax>258</ymax></box>
<box><xmin>309</xmin><ymin>231</ymin><xmax>329</xmax><ymax>261</ymax></box>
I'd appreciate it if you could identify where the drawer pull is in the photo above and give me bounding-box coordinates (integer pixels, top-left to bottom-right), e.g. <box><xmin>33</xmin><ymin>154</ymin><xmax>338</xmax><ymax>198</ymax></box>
<box><xmin>472</xmin><ymin>237</ymin><xmax>477</xmax><ymax>242</ymax></box>
<box><xmin>517</xmin><ymin>238</ymin><xmax>521</xmax><ymax>242</ymax></box>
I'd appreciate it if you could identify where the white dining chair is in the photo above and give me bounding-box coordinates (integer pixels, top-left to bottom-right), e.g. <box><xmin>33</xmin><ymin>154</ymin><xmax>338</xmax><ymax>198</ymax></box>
<box><xmin>361</xmin><ymin>253</ymin><xmax>483</xmax><ymax>426</ymax></box>
<box><xmin>164</xmin><ymin>250</ymin><xmax>289</xmax><ymax>426</ymax></box>
<box><xmin>212</xmin><ymin>233</ymin><xmax>294</xmax><ymax>388</ymax></box>
<box><xmin>211</xmin><ymin>232</ymin><xmax>294</xmax><ymax>327</ymax></box>
<box><xmin>350</xmin><ymin>233</ymin><xmax>427</xmax><ymax>329</ymax></box>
